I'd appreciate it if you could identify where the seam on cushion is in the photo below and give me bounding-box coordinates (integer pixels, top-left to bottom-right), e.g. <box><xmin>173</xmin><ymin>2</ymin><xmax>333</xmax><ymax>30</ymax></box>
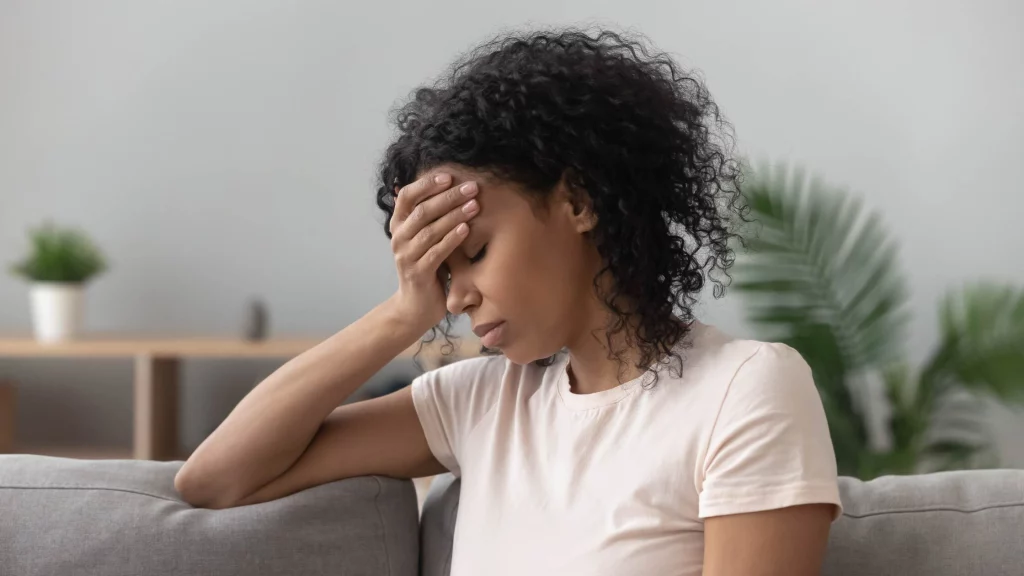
<box><xmin>372</xmin><ymin>476</ymin><xmax>393</xmax><ymax>576</ymax></box>
<box><xmin>0</xmin><ymin>485</ymin><xmax>179</xmax><ymax>503</ymax></box>
<box><xmin>843</xmin><ymin>500</ymin><xmax>1024</xmax><ymax>519</ymax></box>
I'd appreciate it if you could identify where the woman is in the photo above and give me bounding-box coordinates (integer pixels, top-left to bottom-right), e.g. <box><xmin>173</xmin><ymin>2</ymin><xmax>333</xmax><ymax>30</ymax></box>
<box><xmin>176</xmin><ymin>27</ymin><xmax>842</xmax><ymax>576</ymax></box>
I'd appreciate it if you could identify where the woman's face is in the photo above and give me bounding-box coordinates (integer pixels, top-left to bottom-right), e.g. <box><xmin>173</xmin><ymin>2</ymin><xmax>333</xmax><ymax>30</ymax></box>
<box><xmin>417</xmin><ymin>164</ymin><xmax>602</xmax><ymax>365</ymax></box>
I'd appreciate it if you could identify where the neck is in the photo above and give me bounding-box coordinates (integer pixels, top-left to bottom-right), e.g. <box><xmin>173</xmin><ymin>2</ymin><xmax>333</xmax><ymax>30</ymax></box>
<box><xmin>563</xmin><ymin>296</ymin><xmax>648</xmax><ymax>395</ymax></box>
<box><xmin>562</xmin><ymin>293</ymin><xmax>692</xmax><ymax>395</ymax></box>
<box><xmin>565</xmin><ymin>343</ymin><xmax>643</xmax><ymax>396</ymax></box>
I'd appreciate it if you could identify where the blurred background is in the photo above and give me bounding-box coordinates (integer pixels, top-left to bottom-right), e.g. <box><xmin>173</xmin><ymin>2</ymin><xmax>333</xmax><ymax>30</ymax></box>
<box><xmin>0</xmin><ymin>1</ymin><xmax>1021</xmax><ymax>472</ymax></box>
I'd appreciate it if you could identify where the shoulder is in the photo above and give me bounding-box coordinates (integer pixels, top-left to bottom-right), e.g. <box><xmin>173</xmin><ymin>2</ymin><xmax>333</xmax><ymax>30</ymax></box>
<box><xmin>418</xmin><ymin>350</ymin><xmax>565</xmax><ymax>387</ymax></box>
<box><xmin>421</xmin><ymin>353</ymin><xmax>511</xmax><ymax>383</ymax></box>
<box><xmin>727</xmin><ymin>340</ymin><xmax>815</xmax><ymax>407</ymax></box>
<box><xmin>684</xmin><ymin>323</ymin><xmax>813</xmax><ymax>395</ymax></box>
<box><xmin>412</xmin><ymin>351</ymin><xmax>568</xmax><ymax>415</ymax></box>
<box><xmin>411</xmin><ymin>352</ymin><xmax>536</xmax><ymax>412</ymax></box>
<box><xmin>413</xmin><ymin>354</ymin><xmax>508</xmax><ymax>404</ymax></box>
<box><xmin>692</xmin><ymin>329</ymin><xmax>840</xmax><ymax>520</ymax></box>
<box><xmin>671</xmin><ymin>324</ymin><xmax>821</xmax><ymax>434</ymax></box>
<box><xmin>735</xmin><ymin>340</ymin><xmax>812</xmax><ymax>385</ymax></box>
<box><xmin>694</xmin><ymin>327</ymin><xmax>826</xmax><ymax>451</ymax></box>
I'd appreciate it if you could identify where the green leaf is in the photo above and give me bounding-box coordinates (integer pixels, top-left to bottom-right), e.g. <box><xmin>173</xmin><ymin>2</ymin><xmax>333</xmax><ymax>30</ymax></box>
<box><xmin>735</xmin><ymin>162</ymin><xmax>1024</xmax><ymax>480</ymax></box>
<box><xmin>928</xmin><ymin>284</ymin><xmax>1024</xmax><ymax>403</ymax></box>
<box><xmin>9</xmin><ymin>221</ymin><xmax>108</xmax><ymax>283</ymax></box>
<box><xmin>736</xmin><ymin>162</ymin><xmax>915</xmax><ymax>478</ymax></box>
<box><xmin>736</xmin><ymin>164</ymin><xmax>909</xmax><ymax>372</ymax></box>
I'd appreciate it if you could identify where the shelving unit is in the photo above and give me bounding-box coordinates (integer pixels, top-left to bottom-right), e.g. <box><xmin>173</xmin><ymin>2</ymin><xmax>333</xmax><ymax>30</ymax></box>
<box><xmin>0</xmin><ymin>334</ymin><xmax>478</xmax><ymax>461</ymax></box>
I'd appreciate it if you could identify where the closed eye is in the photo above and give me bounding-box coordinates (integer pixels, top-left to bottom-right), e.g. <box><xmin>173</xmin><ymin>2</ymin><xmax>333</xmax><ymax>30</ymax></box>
<box><xmin>469</xmin><ymin>244</ymin><xmax>488</xmax><ymax>264</ymax></box>
<box><xmin>439</xmin><ymin>264</ymin><xmax>452</xmax><ymax>291</ymax></box>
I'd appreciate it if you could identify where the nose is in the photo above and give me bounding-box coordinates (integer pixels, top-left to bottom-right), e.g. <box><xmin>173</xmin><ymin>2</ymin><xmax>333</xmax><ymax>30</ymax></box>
<box><xmin>445</xmin><ymin>270</ymin><xmax>481</xmax><ymax>316</ymax></box>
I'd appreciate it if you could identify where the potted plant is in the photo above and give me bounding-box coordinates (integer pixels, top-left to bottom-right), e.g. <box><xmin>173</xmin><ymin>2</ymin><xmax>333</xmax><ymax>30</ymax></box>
<box><xmin>735</xmin><ymin>163</ymin><xmax>1024</xmax><ymax>479</ymax></box>
<box><xmin>9</xmin><ymin>221</ymin><xmax>108</xmax><ymax>342</ymax></box>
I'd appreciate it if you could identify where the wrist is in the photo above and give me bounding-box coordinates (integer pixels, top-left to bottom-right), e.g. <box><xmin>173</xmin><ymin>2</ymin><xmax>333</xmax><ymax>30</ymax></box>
<box><xmin>381</xmin><ymin>293</ymin><xmax>434</xmax><ymax>340</ymax></box>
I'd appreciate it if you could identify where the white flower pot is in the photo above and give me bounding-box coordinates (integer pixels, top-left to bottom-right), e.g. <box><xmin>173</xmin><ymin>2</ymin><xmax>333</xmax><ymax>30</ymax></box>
<box><xmin>30</xmin><ymin>283</ymin><xmax>85</xmax><ymax>343</ymax></box>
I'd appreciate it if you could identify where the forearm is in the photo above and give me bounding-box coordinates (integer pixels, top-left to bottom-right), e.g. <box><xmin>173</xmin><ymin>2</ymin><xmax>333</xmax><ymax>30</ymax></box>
<box><xmin>174</xmin><ymin>295</ymin><xmax>424</xmax><ymax>505</ymax></box>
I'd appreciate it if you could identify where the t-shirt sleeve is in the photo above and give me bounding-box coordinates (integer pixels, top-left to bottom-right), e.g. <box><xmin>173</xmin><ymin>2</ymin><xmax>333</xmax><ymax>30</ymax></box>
<box><xmin>698</xmin><ymin>342</ymin><xmax>844</xmax><ymax>521</ymax></box>
<box><xmin>410</xmin><ymin>356</ymin><xmax>504</xmax><ymax>477</ymax></box>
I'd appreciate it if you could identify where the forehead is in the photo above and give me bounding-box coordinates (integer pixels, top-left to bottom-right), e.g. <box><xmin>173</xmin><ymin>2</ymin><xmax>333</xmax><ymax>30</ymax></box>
<box><xmin>416</xmin><ymin>164</ymin><xmax>552</xmax><ymax>219</ymax></box>
<box><xmin>417</xmin><ymin>164</ymin><xmax>496</xmax><ymax>189</ymax></box>
<box><xmin>417</xmin><ymin>165</ymin><xmax>519</xmax><ymax>215</ymax></box>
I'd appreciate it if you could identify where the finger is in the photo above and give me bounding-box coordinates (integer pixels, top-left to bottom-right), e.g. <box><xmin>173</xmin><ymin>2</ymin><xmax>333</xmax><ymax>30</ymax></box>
<box><xmin>389</xmin><ymin>186</ymin><xmax>401</xmax><ymax>235</ymax></box>
<box><xmin>394</xmin><ymin>172</ymin><xmax>452</xmax><ymax>223</ymax></box>
<box><xmin>418</xmin><ymin>222</ymin><xmax>470</xmax><ymax>274</ymax></box>
<box><xmin>405</xmin><ymin>198</ymin><xmax>479</xmax><ymax>262</ymax></box>
<box><xmin>393</xmin><ymin>180</ymin><xmax>478</xmax><ymax>243</ymax></box>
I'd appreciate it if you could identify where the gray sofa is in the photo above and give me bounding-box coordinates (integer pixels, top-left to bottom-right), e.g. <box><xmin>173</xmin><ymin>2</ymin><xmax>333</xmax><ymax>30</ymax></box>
<box><xmin>1</xmin><ymin>454</ymin><xmax>1022</xmax><ymax>575</ymax></box>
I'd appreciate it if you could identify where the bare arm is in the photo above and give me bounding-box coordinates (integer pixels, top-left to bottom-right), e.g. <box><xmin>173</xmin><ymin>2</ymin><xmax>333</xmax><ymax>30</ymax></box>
<box><xmin>174</xmin><ymin>169</ymin><xmax>480</xmax><ymax>509</ymax></box>
<box><xmin>232</xmin><ymin>382</ymin><xmax>447</xmax><ymax>508</ymax></box>
<box><xmin>703</xmin><ymin>504</ymin><xmax>834</xmax><ymax>576</ymax></box>
<box><xmin>174</xmin><ymin>297</ymin><xmax>440</xmax><ymax>509</ymax></box>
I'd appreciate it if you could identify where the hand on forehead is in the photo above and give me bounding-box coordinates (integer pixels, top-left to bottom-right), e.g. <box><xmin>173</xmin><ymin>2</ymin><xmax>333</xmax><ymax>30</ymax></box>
<box><xmin>419</xmin><ymin>164</ymin><xmax>492</xmax><ymax>187</ymax></box>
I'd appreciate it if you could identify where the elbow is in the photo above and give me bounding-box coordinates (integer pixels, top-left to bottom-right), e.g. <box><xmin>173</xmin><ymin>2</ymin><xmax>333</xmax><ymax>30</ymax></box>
<box><xmin>174</xmin><ymin>463</ymin><xmax>240</xmax><ymax>510</ymax></box>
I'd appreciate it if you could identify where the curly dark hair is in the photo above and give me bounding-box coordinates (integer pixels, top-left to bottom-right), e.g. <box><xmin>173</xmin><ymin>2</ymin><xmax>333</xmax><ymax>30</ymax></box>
<box><xmin>375</xmin><ymin>26</ymin><xmax>748</xmax><ymax>382</ymax></box>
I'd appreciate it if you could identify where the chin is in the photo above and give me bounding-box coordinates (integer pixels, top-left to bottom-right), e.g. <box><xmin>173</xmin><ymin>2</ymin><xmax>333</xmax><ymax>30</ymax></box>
<box><xmin>501</xmin><ymin>349</ymin><xmax>533</xmax><ymax>366</ymax></box>
<box><xmin>499</xmin><ymin>340</ymin><xmax>561</xmax><ymax>366</ymax></box>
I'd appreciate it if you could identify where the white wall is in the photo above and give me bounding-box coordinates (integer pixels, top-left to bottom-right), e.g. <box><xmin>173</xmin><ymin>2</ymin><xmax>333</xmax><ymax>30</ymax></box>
<box><xmin>1</xmin><ymin>0</ymin><xmax>1022</xmax><ymax>462</ymax></box>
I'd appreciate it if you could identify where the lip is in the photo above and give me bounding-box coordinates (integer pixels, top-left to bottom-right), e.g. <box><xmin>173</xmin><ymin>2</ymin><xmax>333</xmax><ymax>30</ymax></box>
<box><xmin>472</xmin><ymin>321</ymin><xmax>506</xmax><ymax>347</ymax></box>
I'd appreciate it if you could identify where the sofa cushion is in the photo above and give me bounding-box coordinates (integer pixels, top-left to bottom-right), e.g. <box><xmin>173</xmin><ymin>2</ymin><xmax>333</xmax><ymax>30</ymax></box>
<box><xmin>419</xmin><ymin>474</ymin><xmax>460</xmax><ymax>576</ymax></box>
<box><xmin>825</xmin><ymin>469</ymin><xmax>1024</xmax><ymax>576</ymax></box>
<box><xmin>0</xmin><ymin>455</ymin><xmax>419</xmax><ymax>576</ymax></box>
<box><xmin>420</xmin><ymin>470</ymin><xmax>1024</xmax><ymax>576</ymax></box>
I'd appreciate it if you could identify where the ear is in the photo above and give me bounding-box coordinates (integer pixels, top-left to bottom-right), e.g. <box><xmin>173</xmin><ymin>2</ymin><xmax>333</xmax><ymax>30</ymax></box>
<box><xmin>555</xmin><ymin>169</ymin><xmax>598</xmax><ymax>234</ymax></box>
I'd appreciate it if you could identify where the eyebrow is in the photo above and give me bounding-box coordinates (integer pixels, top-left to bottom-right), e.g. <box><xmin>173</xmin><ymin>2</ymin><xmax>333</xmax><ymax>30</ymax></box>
<box><xmin>463</xmin><ymin>225</ymin><xmax>482</xmax><ymax>251</ymax></box>
<box><xmin>446</xmin><ymin>221</ymin><xmax>485</xmax><ymax>263</ymax></box>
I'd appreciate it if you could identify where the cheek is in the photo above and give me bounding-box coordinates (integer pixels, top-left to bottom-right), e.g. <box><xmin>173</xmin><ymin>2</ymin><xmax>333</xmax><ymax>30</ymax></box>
<box><xmin>506</xmin><ymin>236</ymin><xmax>580</xmax><ymax>316</ymax></box>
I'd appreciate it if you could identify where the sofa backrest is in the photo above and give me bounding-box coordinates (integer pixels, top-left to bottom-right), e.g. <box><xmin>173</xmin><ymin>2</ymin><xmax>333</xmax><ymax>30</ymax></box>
<box><xmin>420</xmin><ymin>470</ymin><xmax>1024</xmax><ymax>576</ymax></box>
<box><xmin>0</xmin><ymin>455</ymin><xmax>420</xmax><ymax>576</ymax></box>
<box><xmin>825</xmin><ymin>470</ymin><xmax>1024</xmax><ymax>576</ymax></box>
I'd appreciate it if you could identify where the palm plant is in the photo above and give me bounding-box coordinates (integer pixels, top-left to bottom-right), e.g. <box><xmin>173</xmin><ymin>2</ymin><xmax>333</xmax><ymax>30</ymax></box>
<box><xmin>734</xmin><ymin>163</ymin><xmax>1024</xmax><ymax>479</ymax></box>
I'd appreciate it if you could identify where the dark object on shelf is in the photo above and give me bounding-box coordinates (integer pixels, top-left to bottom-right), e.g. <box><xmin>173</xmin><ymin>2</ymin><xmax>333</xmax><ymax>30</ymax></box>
<box><xmin>244</xmin><ymin>299</ymin><xmax>269</xmax><ymax>341</ymax></box>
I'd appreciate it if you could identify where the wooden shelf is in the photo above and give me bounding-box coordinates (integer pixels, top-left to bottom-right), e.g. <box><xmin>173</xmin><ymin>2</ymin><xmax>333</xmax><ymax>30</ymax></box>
<box><xmin>0</xmin><ymin>334</ymin><xmax>481</xmax><ymax>362</ymax></box>
<box><xmin>0</xmin><ymin>334</ymin><xmax>483</xmax><ymax>461</ymax></box>
<box><xmin>0</xmin><ymin>337</ymin><xmax>321</xmax><ymax>359</ymax></box>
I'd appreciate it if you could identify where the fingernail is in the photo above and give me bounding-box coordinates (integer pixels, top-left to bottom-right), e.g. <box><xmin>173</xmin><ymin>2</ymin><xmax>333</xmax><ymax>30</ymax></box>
<box><xmin>456</xmin><ymin>223</ymin><xmax>469</xmax><ymax>235</ymax></box>
<box><xmin>435</xmin><ymin>173</ymin><xmax>450</xmax><ymax>184</ymax></box>
<box><xmin>461</xmin><ymin>182</ymin><xmax>477</xmax><ymax>196</ymax></box>
<box><xmin>463</xmin><ymin>200</ymin><xmax>478</xmax><ymax>214</ymax></box>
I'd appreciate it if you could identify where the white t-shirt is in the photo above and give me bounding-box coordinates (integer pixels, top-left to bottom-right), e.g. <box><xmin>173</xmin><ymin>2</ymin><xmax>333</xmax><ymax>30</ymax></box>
<box><xmin>411</xmin><ymin>321</ymin><xmax>843</xmax><ymax>576</ymax></box>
